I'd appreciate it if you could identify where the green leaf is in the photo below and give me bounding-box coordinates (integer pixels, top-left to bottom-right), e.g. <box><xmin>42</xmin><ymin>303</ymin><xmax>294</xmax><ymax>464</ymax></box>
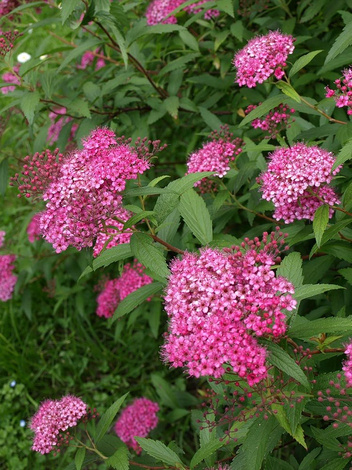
<box><xmin>313</xmin><ymin>205</ymin><xmax>329</xmax><ymax>248</ymax></box>
<box><xmin>58</xmin><ymin>38</ymin><xmax>102</xmax><ymax>72</ymax></box>
<box><xmin>157</xmin><ymin>209</ymin><xmax>181</xmax><ymax>244</ymax></box>
<box><xmin>298</xmin><ymin>448</ymin><xmax>321</xmax><ymax>470</ymax></box>
<box><xmin>179</xmin><ymin>189</ymin><xmax>213</xmax><ymax>245</ymax></box>
<box><xmin>179</xmin><ymin>30</ymin><xmax>199</xmax><ymax>51</ymax></box>
<box><xmin>217</xmin><ymin>0</ymin><xmax>234</xmax><ymax>16</ymax></box>
<box><xmin>124</xmin><ymin>186</ymin><xmax>173</xmax><ymax>197</ymax></box>
<box><xmin>83</xmin><ymin>81</ymin><xmax>101</xmax><ymax>102</ymax></box>
<box><xmin>106</xmin><ymin>446</ymin><xmax>129</xmax><ymax>470</ymax></box>
<box><xmin>333</xmin><ymin>138</ymin><xmax>352</xmax><ymax>170</ymax></box>
<box><xmin>61</xmin><ymin>0</ymin><xmax>81</xmax><ymax>24</ymax></box>
<box><xmin>277</xmin><ymin>252</ymin><xmax>304</xmax><ymax>288</ymax></box>
<box><xmin>311</xmin><ymin>426</ymin><xmax>343</xmax><ymax>451</ymax></box>
<box><xmin>75</xmin><ymin>448</ymin><xmax>86</xmax><ymax>470</ymax></box>
<box><xmin>263</xmin><ymin>341</ymin><xmax>310</xmax><ymax>389</ymax></box>
<box><xmin>199</xmin><ymin>106</ymin><xmax>223</xmax><ymax>130</ymax></box>
<box><xmin>130</xmin><ymin>232</ymin><xmax>170</xmax><ymax>279</ymax></box>
<box><xmin>239</xmin><ymin>95</ymin><xmax>287</xmax><ymax>127</ymax></box>
<box><xmin>110</xmin><ymin>282</ymin><xmax>163</xmax><ymax>324</ymax></box>
<box><xmin>310</xmin><ymin>219</ymin><xmax>352</xmax><ymax>255</ymax></box>
<box><xmin>289</xmin><ymin>50</ymin><xmax>323</xmax><ymax>78</ymax></box>
<box><xmin>94</xmin><ymin>11</ymin><xmax>128</xmax><ymax>66</ymax></box>
<box><xmin>275</xmin><ymin>81</ymin><xmax>301</xmax><ymax>103</ymax></box>
<box><xmin>148</xmin><ymin>176</ymin><xmax>171</xmax><ymax>187</ymax></box>
<box><xmin>123</xmin><ymin>211</ymin><xmax>155</xmax><ymax>229</ymax></box>
<box><xmin>135</xmin><ymin>438</ymin><xmax>183</xmax><ymax>466</ymax></box>
<box><xmin>151</xmin><ymin>374</ymin><xmax>178</xmax><ymax>408</ymax></box>
<box><xmin>159</xmin><ymin>53</ymin><xmax>200</xmax><ymax>76</ymax></box>
<box><xmin>289</xmin><ymin>316</ymin><xmax>352</xmax><ymax>338</ymax></box>
<box><xmin>294</xmin><ymin>283</ymin><xmax>343</xmax><ymax>301</ymax></box>
<box><xmin>164</xmin><ymin>96</ymin><xmax>180</xmax><ymax>119</ymax></box>
<box><xmin>95</xmin><ymin>394</ymin><xmax>129</xmax><ymax>443</ymax></box>
<box><xmin>320</xmin><ymin>459</ymin><xmax>348</xmax><ymax>470</ymax></box>
<box><xmin>79</xmin><ymin>244</ymin><xmax>132</xmax><ymax>280</ymax></box>
<box><xmin>20</xmin><ymin>91</ymin><xmax>40</xmax><ymax>125</ymax></box>
<box><xmin>272</xmin><ymin>406</ymin><xmax>307</xmax><ymax>449</ymax></box>
<box><xmin>190</xmin><ymin>439</ymin><xmax>224</xmax><ymax>469</ymax></box>
<box><xmin>0</xmin><ymin>159</ymin><xmax>8</xmax><ymax>197</ymax></box>
<box><xmin>325</xmin><ymin>21</ymin><xmax>352</xmax><ymax>64</ymax></box>
<box><xmin>94</xmin><ymin>0</ymin><xmax>111</xmax><ymax>13</ymax></box>
<box><xmin>67</xmin><ymin>99</ymin><xmax>91</xmax><ymax>118</ymax></box>
<box><xmin>339</xmin><ymin>267</ymin><xmax>352</xmax><ymax>284</ymax></box>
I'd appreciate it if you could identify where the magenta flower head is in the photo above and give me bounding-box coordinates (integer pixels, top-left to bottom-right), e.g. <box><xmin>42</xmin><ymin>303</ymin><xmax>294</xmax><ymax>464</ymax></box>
<box><xmin>245</xmin><ymin>103</ymin><xmax>295</xmax><ymax>139</ymax></box>
<box><xmin>186</xmin><ymin>126</ymin><xmax>244</xmax><ymax>192</ymax></box>
<box><xmin>30</xmin><ymin>395</ymin><xmax>87</xmax><ymax>455</ymax></box>
<box><xmin>114</xmin><ymin>398</ymin><xmax>159</xmax><ymax>453</ymax></box>
<box><xmin>325</xmin><ymin>67</ymin><xmax>352</xmax><ymax>115</ymax></box>
<box><xmin>1</xmin><ymin>64</ymin><xmax>20</xmax><ymax>94</ymax></box>
<box><xmin>233</xmin><ymin>31</ymin><xmax>295</xmax><ymax>88</ymax></box>
<box><xmin>0</xmin><ymin>231</ymin><xmax>5</xmax><ymax>248</ymax></box>
<box><xmin>163</xmin><ymin>229</ymin><xmax>296</xmax><ymax>386</ymax></box>
<box><xmin>146</xmin><ymin>0</ymin><xmax>218</xmax><ymax>25</ymax></box>
<box><xmin>258</xmin><ymin>143</ymin><xmax>341</xmax><ymax>223</ymax></box>
<box><xmin>343</xmin><ymin>341</ymin><xmax>352</xmax><ymax>387</ymax></box>
<box><xmin>96</xmin><ymin>260</ymin><xmax>153</xmax><ymax>318</ymax></box>
<box><xmin>47</xmin><ymin>107</ymin><xmax>78</xmax><ymax>145</ymax></box>
<box><xmin>0</xmin><ymin>254</ymin><xmax>17</xmax><ymax>301</ymax></box>
<box><xmin>27</xmin><ymin>213</ymin><xmax>42</xmax><ymax>243</ymax></box>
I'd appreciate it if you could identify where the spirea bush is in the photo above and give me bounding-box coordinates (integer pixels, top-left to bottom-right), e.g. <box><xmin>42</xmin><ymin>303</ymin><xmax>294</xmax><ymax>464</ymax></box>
<box><xmin>2</xmin><ymin>1</ymin><xmax>352</xmax><ymax>469</ymax></box>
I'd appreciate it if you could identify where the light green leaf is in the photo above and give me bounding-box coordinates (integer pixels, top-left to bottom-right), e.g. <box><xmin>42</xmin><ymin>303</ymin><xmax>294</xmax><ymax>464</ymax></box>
<box><xmin>164</xmin><ymin>96</ymin><xmax>180</xmax><ymax>119</ymax></box>
<box><xmin>325</xmin><ymin>21</ymin><xmax>352</xmax><ymax>64</ymax></box>
<box><xmin>109</xmin><ymin>282</ymin><xmax>163</xmax><ymax>324</ymax></box>
<box><xmin>179</xmin><ymin>30</ymin><xmax>199</xmax><ymax>51</ymax></box>
<box><xmin>20</xmin><ymin>91</ymin><xmax>40</xmax><ymax>125</ymax></box>
<box><xmin>75</xmin><ymin>447</ymin><xmax>86</xmax><ymax>470</ymax></box>
<box><xmin>239</xmin><ymin>95</ymin><xmax>288</xmax><ymax>127</ymax></box>
<box><xmin>313</xmin><ymin>205</ymin><xmax>329</xmax><ymax>248</ymax></box>
<box><xmin>289</xmin><ymin>316</ymin><xmax>352</xmax><ymax>338</ymax></box>
<box><xmin>83</xmin><ymin>81</ymin><xmax>101</xmax><ymax>102</ymax></box>
<box><xmin>263</xmin><ymin>341</ymin><xmax>310</xmax><ymax>388</ymax></box>
<box><xmin>95</xmin><ymin>394</ymin><xmax>129</xmax><ymax>442</ymax></box>
<box><xmin>106</xmin><ymin>446</ymin><xmax>129</xmax><ymax>470</ymax></box>
<box><xmin>272</xmin><ymin>406</ymin><xmax>307</xmax><ymax>449</ymax></box>
<box><xmin>67</xmin><ymin>99</ymin><xmax>91</xmax><ymax>118</ymax></box>
<box><xmin>289</xmin><ymin>50</ymin><xmax>323</xmax><ymax>78</ymax></box>
<box><xmin>124</xmin><ymin>186</ymin><xmax>173</xmax><ymax>197</ymax></box>
<box><xmin>135</xmin><ymin>438</ymin><xmax>183</xmax><ymax>466</ymax></box>
<box><xmin>333</xmin><ymin>138</ymin><xmax>352</xmax><ymax>170</ymax></box>
<box><xmin>294</xmin><ymin>283</ymin><xmax>343</xmax><ymax>301</ymax></box>
<box><xmin>179</xmin><ymin>189</ymin><xmax>213</xmax><ymax>245</ymax></box>
<box><xmin>339</xmin><ymin>267</ymin><xmax>352</xmax><ymax>284</ymax></box>
<box><xmin>275</xmin><ymin>81</ymin><xmax>301</xmax><ymax>103</ymax></box>
<box><xmin>148</xmin><ymin>176</ymin><xmax>170</xmax><ymax>187</ymax></box>
<box><xmin>61</xmin><ymin>0</ymin><xmax>81</xmax><ymax>24</ymax></box>
<box><xmin>190</xmin><ymin>439</ymin><xmax>224</xmax><ymax>469</ymax></box>
<box><xmin>217</xmin><ymin>0</ymin><xmax>234</xmax><ymax>16</ymax></box>
<box><xmin>277</xmin><ymin>252</ymin><xmax>304</xmax><ymax>288</ymax></box>
<box><xmin>130</xmin><ymin>232</ymin><xmax>170</xmax><ymax>279</ymax></box>
<box><xmin>320</xmin><ymin>459</ymin><xmax>348</xmax><ymax>470</ymax></box>
<box><xmin>79</xmin><ymin>244</ymin><xmax>132</xmax><ymax>280</ymax></box>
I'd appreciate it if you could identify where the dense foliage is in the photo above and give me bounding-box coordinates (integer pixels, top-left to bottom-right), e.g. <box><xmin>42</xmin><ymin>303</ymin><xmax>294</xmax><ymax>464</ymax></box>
<box><xmin>2</xmin><ymin>0</ymin><xmax>352</xmax><ymax>469</ymax></box>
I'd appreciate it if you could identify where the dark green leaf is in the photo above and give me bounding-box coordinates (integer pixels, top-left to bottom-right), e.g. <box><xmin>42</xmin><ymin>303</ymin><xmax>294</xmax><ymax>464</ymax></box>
<box><xmin>123</xmin><ymin>211</ymin><xmax>155</xmax><ymax>229</ymax></box>
<box><xmin>79</xmin><ymin>244</ymin><xmax>132</xmax><ymax>279</ymax></box>
<box><xmin>58</xmin><ymin>38</ymin><xmax>102</xmax><ymax>72</ymax></box>
<box><xmin>0</xmin><ymin>159</ymin><xmax>8</xmax><ymax>196</ymax></box>
<box><xmin>20</xmin><ymin>91</ymin><xmax>40</xmax><ymax>125</ymax></box>
<box><xmin>275</xmin><ymin>81</ymin><xmax>301</xmax><ymax>102</ymax></box>
<box><xmin>289</xmin><ymin>50</ymin><xmax>323</xmax><ymax>78</ymax></box>
<box><xmin>75</xmin><ymin>447</ymin><xmax>86</xmax><ymax>470</ymax></box>
<box><xmin>159</xmin><ymin>53</ymin><xmax>200</xmax><ymax>76</ymax></box>
<box><xmin>313</xmin><ymin>205</ymin><xmax>329</xmax><ymax>248</ymax></box>
<box><xmin>130</xmin><ymin>232</ymin><xmax>170</xmax><ymax>279</ymax></box>
<box><xmin>179</xmin><ymin>189</ymin><xmax>213</xmax><ymax>245</ymax></box>
<box><xmin>289</xmin><ymin>316</ymin><xmax>352</xmax><ymax>338</ymax></box>
<box><xmin>294</xmin><ymin>283</ymin><xmax>343</xmax><ymax>301</ymax></box>
<box><xmin>95</xmin><ymin>394</ymin><xmax>129</xmax><ymax>443</ymax></box>
<box><xmin>199</xmin><ymin>106</ymin><xmax>223</xmax><ymax>130</ymax></box>
<box><xmin>217</xmin><ymin>0</ymin><xmax>234</xmax><ymax>16</ymax></box>
<box><xmin>135</xmin><ymin>438</ymin><xmax>183</xmax><ymax>466</ymax></box>
<box><xmin>61</xmin><ymin>0</ymin><xmax>81</xmax><ymax>24</ymax></box>
<box><xmin>298</xmin><ymin>448</ymin><xmax>321</xmax><ymax>470</ymax></box>
<box><xmin>164</xmin><ymin>96</ymin><xmax>180</xmax><ymax>119</ymax></box>
<box><xmin>333</xmin><ymin>138</ymin><xmax>352</xmax><ymax>170</ymax></box>
<box><xmin>190</xmin><ymin>439</ymin><xmax>224</xmax><ymax>469</ymax></box>
<box><xmin>325</xmin><ymin>21</ymin><xmax>352</xmax><ymax>64</ymax></box>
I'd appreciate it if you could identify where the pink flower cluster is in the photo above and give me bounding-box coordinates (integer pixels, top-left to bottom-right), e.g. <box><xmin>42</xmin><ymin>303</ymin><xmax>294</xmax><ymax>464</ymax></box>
<box><xmin>47</xmin><ymin>108</ymin><xmax>78</xmax><ymax>145</ymax></box>
<box><xmin>0</xmin><ymin>0</ymin><xmax>20</xmax><ymax>16</ymax></box>
<box><xmin>0</xmin><ymin>254</ymin><xmax>17</xmax><ymax>302</ymax></box>
<box><xmin>326</xmin><ymin>68</ymin><xmax>352</xmax><ymax>115</ymax></box>
<box><xmin>1</xmin><ymin>65</ymin><xmax>20</xmax><ymax>94</ymax></box>
<box><xmin>96</xmin><ymin>261</ymin><xmax>153</xmax><ymax>318</ymax></box>
<box><xmin>0</xmin><ymin>231</ymin><xmax>5</xmax><ymax>248</ymax></box>
<box><xmin>245</xmin><ymin>103</ymin><xmax>295</xmax><ymax>139</ymax></box>
<box><xmin>146</xmin><ymin>0</ymin><xmax>218</xmax><ymax>25</ymax></box>
<box><xmin>0</xmin><ymin>30</ymin><xmax>21</xmax><ymax>56</ymax></box>
<box><xmin>343</xmin><ymin>341</ymin><xmax>352</xmax><ymax>387</ymax></box>
<box><xmin>186</xmin><ymin>126</ymin><xmax>244</xmax><ymax>192</ymax></box>
<box><xmin>77</xmin><ymin>50</ymin><xmax>105</xmax><ymax>71</ymax></box>
<box><xmin>13</xmin><ymin>128</ymin><xmax>163</xmax><ymax>253</ymax></box>
<box><xmin>27</xmin><ymin>213</ymin><xmax>42</xmax><ymax>243</ymax></box>
<box><xmin>30</xmin><ymin>395</ymin><xmax>87</xmax><ymax>454</ymax></box>
<box><xmin>163</xmin><ymin>229</ymin><xmax>296</xmax><ymax>385</ymax></box>
<box><xmin>114</xmin><ymin>398</ymin><xmax>159</xmax><ymax>453</ymax></box>
<box><xmin>258</xmin><ymin>143</ymin><xmax>341</xmax><ymax>223</ymax></box>
<box><xmin>233</xmin><ymin>31</ymin><xmax>295</xmax><ymax>88</ymax></box>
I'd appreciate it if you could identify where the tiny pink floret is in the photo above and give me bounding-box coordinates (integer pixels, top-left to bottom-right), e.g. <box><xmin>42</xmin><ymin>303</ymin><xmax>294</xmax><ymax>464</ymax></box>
<box><xmin>0</xmin><ymin>254</ymin><xmax>17</xmax><ymax>301</ymax></box>
<box><xmin>343</xmin><ymin>342</ymin><xmax>352</xmax><ymax>387</ymax></box>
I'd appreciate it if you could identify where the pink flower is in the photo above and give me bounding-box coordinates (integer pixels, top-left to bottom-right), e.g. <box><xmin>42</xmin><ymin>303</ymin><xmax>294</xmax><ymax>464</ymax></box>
<box><xmin>163</xmin><ymin>229</ymin><xmax>296</xmax><ymax>385</ymax></box>
<box><xmin>0</xmin><ymin>0</ymin><xmax>20</xmax><ymax>16</ymax></box>
<box><xmin>258</xmin><ymin>143</ymin><xmax>341</xmax><ymax>223</ymax></box>
<box><xmin>186</xmin><ymin>126</ymin><xmax>244</xmax><ymax>192</ymax></box>
<box><xmin>47</xmin><ymin>108</ymin><xmax>78</xmax><ymax>145</ymax></box>
<box><xmin>1</xmin><ymin>64</ymin><xmax>20</xmax><ymax>94</ymax></box>
<box><xmin>146</xmin><ymin>0</ymin><xmax>218</xmax><ymax>25</ymax></box>
<box><xmin>0</xmin><ymin>254</ymin><xmax>17</xmax><ymax>302</ymax></box>
<box><xmin>233</xmin><ymin>31</ymin><xmax>295</xmax><ymax>88</ymax></box>
<box><xmin>30</xmin><ymin>395</ymin><xmax>87</xmax><ymax>454</ymax></box>
<box><xmin>27</xmin><ymin>214</ymin><xmax>42</xmax><ymax>243</ymax></box>
<box><xmin>183</xmin><ymin>1</ymin><xmax>219</xmax><ymax>19</ymax></box>
<box><xmin>96</xmin><ymin>261</ymin><xmax>153</xmax><ymax>318</ymax></box>
<box><xmin>77</xmin><ymin>49</ymin><xmax>105</xmax><ymax>70</ymax></box>
<box><xmin>325</xmin><ymin>68</ymin><xmax>352</xmax><ymax>115</ymax></box>
<box><xmin>245</xmin><ymin>103</ymin><xmax>295</xmax><ymax>139</ymax></box>
<box><xmin>343</xmin><ymin>342</ymin><xmax>352</xmax><ymax>387</ymax></box>
<box><xmin>0</xmin><ymin>231</ymin><xmax>5</xmax><ymax>248</ymax></box>
<box><xmin>114</xmin><ymin>398</ymin><xmax>159</xmax><ymax>453</ymax></box>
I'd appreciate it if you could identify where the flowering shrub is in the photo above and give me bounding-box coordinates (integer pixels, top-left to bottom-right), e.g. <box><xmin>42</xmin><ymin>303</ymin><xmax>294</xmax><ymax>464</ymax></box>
<box><xmin>2</xmin><ymin>1</ymin><xmax>352</xmax><ymax>469</ymax></box>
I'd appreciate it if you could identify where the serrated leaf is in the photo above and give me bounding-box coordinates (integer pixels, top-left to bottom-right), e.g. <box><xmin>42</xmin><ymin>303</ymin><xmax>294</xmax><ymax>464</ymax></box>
<box><xmin>61</xmin><ymin>0</ymin><xmax>81</xmax><ymax>24</ymax></box>
<box><xmin>277</xmin><ymin>252</ymin><xmax>304</xmax><ymax>288</ymax></box>
<box><xmin>106</xmin><ymin>446</ymin><xmax>129</xmax><ymax>470</ymax></box>
<box><xmin>135</xmin><ymin>438</ymin><xmax>183</xmax><ymax>466</ymax></box>
<box><xmin>190</xmin><ymin>439</ymin><xmax>224</xmax><ymax>469</ymax></box>
<box><xmin>179</xmin><ymin>30</ymin><xmax>199</xmax><ymax>51</ymax></box>
<box><xmin>149</xmin><ymin>176</ymin><xmax>170</xmax><ymax>187</ymax></box>
<box><xmin>164</xmin><ymin>96</ymin><xmax>180</xmax><ymax>119</ymax></box>
<box><xmin>333</xmin><ymin>138</ymin><xmax>352</xmax><ymax>170</ymax></box>
<box><xmin>339</xmin><ymin>267</ymin><xmax>352</xmax><ymax>284</ymax></box>
<box><xmin>20</xmin><ymin>91</ymin><xmax>40</xmax><ymax>125</ymax></box>
<box><xmin>157</xmin><ymin>209</ymin><xmax>180</xmax><ymax>244</ymax></box>
<box><xmin>94</xmin><ymin>11</ymin><xmax>128</xmax><ymax>66</ymax></box>
<box><xmin>95</xmin><ymin>394</ymin><xmax>129</xmax><ymax>442</ymax></box>
<box><xmin>272</xmin><ymin>406</ymin><xmax>307</xmax><ymax>449</ymax></box>
<box><xmin>294</xmin><ymin>283</ymin><xmax>343</xmax><ymax>301</ymax></box>
<box><xmin>79</xmin><ymin>244</ymin><xmax>132</xmax><ymax>280</ymax></box>
<box><xmin>199</xmin><ymin>106</ymin><xmax>223</xmax><ymax>130</ymax></box>
<box><xmin>83</xmin><ymin>81</ymin><xmax>101</xmax><ymax>102</ymax></box>
<box><xmin>151</xmin><ymin>374</ymin><xmax>179</xmax><ymax>408</ymax></box>
<box><xmin>67</xmin><ymin>99</ymin><xmax>91</xmax><ymax>118</ymax></box>
<box><xmin>239</xmin><ymin>95</ymin><xmax>288</xmax><ymax>127</ymax></box>
<box><xmin>159</xmin><ymin>53</ymin><xmax>200</xmax><ymax>77</ymax></box>
<box><xmin>179</xmin><ymin>189</ymin><xmax>213</xmax><ymax>245</ymax></box>
<box><xmin>325</xmin><ymin>21</ymin><xmax>352</xmax><ymax>64</ymax></box>
<box><xmin>289</xmin><ymin>316</ymin><xmax>352</xmax><ymax>338</ymax></box>
<box><xmin>130</xmin><ymin>232</ymin><xmax>170</xmax><ymax>279</ymax></box>
<box><xmin>298</xmin><ymin>448</ymin><xmax>321</xmax><ymax>470</ymax></box>
<box><xmin>124</xmin><ymin>186</ymin><xmax>173</xmax><ymax>197</ymax></box>
<box><xmin>75</xmin><ymin>447</ymin><xmax>86</xmax><ymax>470</ymax></box>
<box><xmin>311</xmin><ymin>426</ymin><xmax>343</xmax><ymax>451</ymax></box>
<box><xmin>320</xmin><ymin>458</ymin><xmax>348</xmax><ymax>470</ymax></box>
<box><xmin>313</xmin><ymin>205</ymin><xmax>329</xmax><ymax>248</ymax></box>
<box><xmin>275</xmin><ymin>81</ymin><xmax>301</xmax><ymax>103</ymax></box>
<box><xmin>263</xmin><ymin>341</ymin><xmax>310</xmax><ymax>388</ymax></box>
<box><xmin>242</xmin><ymin>415</ymin><xmax>279</xmax><ymax>470</ymax></box>
<box><xmin>289</xmin><ymin>50</ymin><xmax>323</xmax><ymax>78</ymax></box>
<box><xmin>217</xmin><ymin>0</ymin><xmax>234</xmax><ymax>16</ymax></box>
<box><xmin>109</xmin><ymin>282</ymin><xmax>163</xmax><ymax>324</ymax></box>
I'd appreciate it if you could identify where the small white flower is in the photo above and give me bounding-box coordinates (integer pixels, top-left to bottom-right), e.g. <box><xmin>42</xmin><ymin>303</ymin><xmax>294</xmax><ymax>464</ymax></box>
<box><xmin>40</xmin><ymin>55</ymin><xmax>48</xmax><ymax>60</ymax></box>
<box><xmin>17</xmin><ymin>52</ymin><xmax>31</xmax><ymax>63</ymax></box>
